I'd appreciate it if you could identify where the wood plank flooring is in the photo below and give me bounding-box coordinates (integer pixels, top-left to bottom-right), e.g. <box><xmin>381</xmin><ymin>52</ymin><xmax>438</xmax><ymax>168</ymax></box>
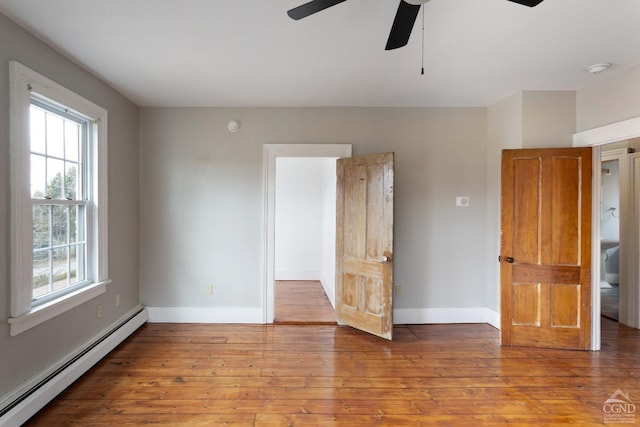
<box><xmin>24</xmin><ymin>318</ymin><xmax>640</xmax><ymax>426</ymax></box>
<box><xmin>274</xmin><ymin>280</ymin><xmax>336</xmax><ymax>324</ymax></box>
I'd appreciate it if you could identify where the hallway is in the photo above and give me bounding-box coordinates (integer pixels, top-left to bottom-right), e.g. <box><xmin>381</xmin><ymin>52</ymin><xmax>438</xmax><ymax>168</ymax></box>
<box><xmin>274</xmin><ymin>280</ymin><xmax>336</xmax><ymax>324</ymax></box>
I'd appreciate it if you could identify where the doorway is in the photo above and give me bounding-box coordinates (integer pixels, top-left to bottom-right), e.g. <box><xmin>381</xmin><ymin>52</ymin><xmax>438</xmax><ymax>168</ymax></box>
<box><xmin>598</xmin><ymin>143</ymin><xmax>640</xmax><ymax>329</ymax></box>
<box><xmin>273</xmin><ymin>156</ymin><xmax>337</xmax><ymax>324</ymax></box>
<box><xmin>600</xmin><ymin>154</ymin><xmax>621</xmax><ymax>321</ymax></box>
<box><xmin>573</xmin><ymin>119</ymin><xmax>640</xmax><ymax>350</ymax></box>
<box><xmin>262</xmin><ymin>144</ymin><xmax>352</xmax><ymax>323</ymax></box>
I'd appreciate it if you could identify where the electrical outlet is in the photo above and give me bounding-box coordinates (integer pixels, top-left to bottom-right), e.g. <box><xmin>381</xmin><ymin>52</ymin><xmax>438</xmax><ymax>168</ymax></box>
<box><xmin>115</xmin><ymin>294</ymin><xmax>120</xmax><ymax>306</ymax></box>
<box><xmin>96</xmin><ymin>304</ymin><xmax>103</xmax><ymax>318</ymax></box>
<box><xmin>394</xmin><ymin>285</ymin><xmax>403</xmax><ymax>297</ymax></box>
<box><xmin>206</xmin><ymin>284</ymin><xmax>214</xmax><ymax>295</ymax></box>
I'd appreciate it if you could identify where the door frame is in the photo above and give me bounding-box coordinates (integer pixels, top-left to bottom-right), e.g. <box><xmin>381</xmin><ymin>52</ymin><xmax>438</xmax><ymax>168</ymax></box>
<box><xmin>600</xmin><ymin>149</ymin><xmax>632</xmax><ymax>326</ymax></box>
<box><xmin>262</xmin><ymin>144</ymin><xmax>352</xmax><ymax>323</ymax></box>
<box><xmin>573</xmin><ymin>116</ymin><xmax>640</xmax><ymax>350</ymax></box>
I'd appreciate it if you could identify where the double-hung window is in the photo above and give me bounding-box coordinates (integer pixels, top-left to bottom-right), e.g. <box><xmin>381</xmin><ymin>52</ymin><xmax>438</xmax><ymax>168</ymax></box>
<box><xmin>30</xmin><ymin>99</ymin><xmax>89</xmax><ymax>302</ymax></box>
<box><xmin>9</xmin><ymin>61</ymin><xmax>109</xmax><ymax>335</ymax></box>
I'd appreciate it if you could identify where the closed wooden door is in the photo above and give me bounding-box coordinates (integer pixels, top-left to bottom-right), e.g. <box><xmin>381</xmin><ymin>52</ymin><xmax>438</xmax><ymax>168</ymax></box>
<box><xmin>335</xmin><ymin>152</ymin><xmax>394</xmax><ymax>340</ymax></box>
<box><xmin>500</xmin><ymin>148</ymin><xmax>592</xmax><ymax>350</ymax></box>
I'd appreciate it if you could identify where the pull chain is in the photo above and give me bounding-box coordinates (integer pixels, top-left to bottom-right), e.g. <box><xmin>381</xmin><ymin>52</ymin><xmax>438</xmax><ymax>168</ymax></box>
<box><xmin>421</xmin><ymin>6</ymin><xmax>425</xmax><ymax>75</ymax></box>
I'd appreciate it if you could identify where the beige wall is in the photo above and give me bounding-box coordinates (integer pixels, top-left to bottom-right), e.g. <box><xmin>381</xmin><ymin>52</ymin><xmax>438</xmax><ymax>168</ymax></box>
<box><xmin>523</xmin><ymin>91</ymin><xmax>576</xmax><ymax>148</ymax></box>
<box><xmin>0</xmin><ymin>13</ymin><xmax>139</xmax><ymax>400</ymax></box>
<box><xmin>139</xmin><ymin>107</ymin><xmax>488</xmax><ymax>315</ymax></box>
<box><xmin>577</xmin><ymin>65</ymin><xmax>640</xmax><ymax>132</ymax></box>
<box><xmin>275</xmin><ymin>157</ymin><xmax>336</xmax><ymax>293</ymax></box>
<box><xmin>485</xmin><ymin>93</ymin><xmax>523</xmax><ymax>311</ymax></box>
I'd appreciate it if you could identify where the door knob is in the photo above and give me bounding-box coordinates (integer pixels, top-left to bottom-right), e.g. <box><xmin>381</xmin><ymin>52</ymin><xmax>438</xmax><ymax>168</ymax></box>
<box><xmin>505</xmin><ymin>257</ymin><xmax>515</xmax><ymax>263</ymax></box>
<box><xmin>381</xmin><ymin>255</ymin><xmax>391</xmax><ymax>262</ymax></box>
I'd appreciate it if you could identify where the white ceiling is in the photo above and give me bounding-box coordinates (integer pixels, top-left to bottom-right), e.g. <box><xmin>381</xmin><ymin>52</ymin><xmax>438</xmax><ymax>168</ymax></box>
<box><xmin>1</xmin><ymin>0</ymin><xmax>639</xmax><ymax>107</ymax></box>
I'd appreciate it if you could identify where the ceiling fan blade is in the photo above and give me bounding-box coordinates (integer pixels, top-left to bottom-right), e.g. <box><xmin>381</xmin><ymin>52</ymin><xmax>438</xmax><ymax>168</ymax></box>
<box><xmin>385</xmin><ymin>1</ymin><xmax>421</xmax><ymax>51</ymax></box>
<box><xmin>287</xmin><ymin>0</ymin><xmax>348</xmax><ymax>20</ymax></box>
<box><xmin>506</xmin><ymin>0</ymin><xmax>544</xmax><ymax>6</ymax></box>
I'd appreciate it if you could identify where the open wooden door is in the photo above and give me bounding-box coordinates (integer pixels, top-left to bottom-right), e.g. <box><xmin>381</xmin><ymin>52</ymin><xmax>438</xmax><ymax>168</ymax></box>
<box><xmin>500</xmin><ymin>147</ymin><xmax>592</xmax><ymax>350</ymax></box>
<box><xmin>335</xmin><ymin>152</ymin><xmax>394</xmax><ymax>340</ymax></box>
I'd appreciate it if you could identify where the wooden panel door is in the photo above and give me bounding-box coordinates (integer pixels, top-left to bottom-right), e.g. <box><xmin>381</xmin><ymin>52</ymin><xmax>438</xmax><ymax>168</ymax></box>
<box><xmin>336</xmin><ymin>152</ymin><xmax>394</xmax><ymax>340</ymax></box>
<box><xmin>500</xmin><ymin>148</ymin><xmax>592</xmax><ymax>350</ymax></box>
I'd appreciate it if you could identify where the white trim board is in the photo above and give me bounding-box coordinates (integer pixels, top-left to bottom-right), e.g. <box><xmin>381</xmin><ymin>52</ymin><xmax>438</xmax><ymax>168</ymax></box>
<box><xmin>394</xmin><ymin>308</ymin><xmax>500</xmax><ymax>329</ymax></box>
<box><xmin>0</xmin><ymin>306</ymin><xmax>147</xmax><ymax>427</ymax></box>
<box><xmin>146</xmin><ymin>306</ymin><xmax>499</xmax><ymax>329</ymax></box>
<box><xmin>573</xmin><ymin>116</ymin><xmax>640</xmax><ymax>147</ymax></box>
<box><xmin>9</xmin><ymin>61</ymin><xmax>110</xmax><ymax>332</ymax></box>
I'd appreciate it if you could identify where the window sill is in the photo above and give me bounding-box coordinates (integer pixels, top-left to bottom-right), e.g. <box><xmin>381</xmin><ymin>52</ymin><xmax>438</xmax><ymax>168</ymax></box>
<box><xmin>8</xmin><ymin>280</ymin><xmax>110</xmax><ymax>336</ymax></box>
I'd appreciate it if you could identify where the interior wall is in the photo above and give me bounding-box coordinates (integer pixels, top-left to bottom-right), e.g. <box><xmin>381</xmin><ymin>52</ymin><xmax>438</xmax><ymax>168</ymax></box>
<box><xmin>600</xmin><ymin>160</ymin><xmax>620</xmax><ymax>242</ymax></box>
<box><xmin>319</xmin><ymin>158</ymin><xmax>337</xmax><ymax>307</ymax></box>
<box><xmin>522</xmin><ymin>91</ymin><xmax>576</xmax><ymax>148</ymax></box>
<box><xmin>576</xmin><ymin>65</ymin><xmax>640</xmax><ymax>132</ymax></box>
<box><xmin>485</xmin><ymin>92</ymin><xmax>523</xmax><ymax>312</ymax></box>
<box><xmin>139</xmin><ymin>107</ymin><xmax>488</xmax><ymax>315</ymax></box>
<box><xmin>0</xmin><ymin>13</ymin><xmax>140</xmax><ymax>401</ymax></box>
<box><xmin>275</xmin><ymin>157</ymin><xmax>329</xmax><ymax>281</ymax></box>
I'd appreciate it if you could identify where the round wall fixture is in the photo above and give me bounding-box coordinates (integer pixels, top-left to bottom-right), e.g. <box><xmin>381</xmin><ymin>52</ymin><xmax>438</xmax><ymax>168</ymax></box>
<box><xmin>227</xmin><ymin>120</ymin><xmax>241</xmax><ymax>132</ymax></box>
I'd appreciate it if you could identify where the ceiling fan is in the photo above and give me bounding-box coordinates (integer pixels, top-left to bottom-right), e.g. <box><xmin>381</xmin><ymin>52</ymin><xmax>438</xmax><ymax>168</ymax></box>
<box><xmin>287</xmin><ymin>0</ymin><xmax>544</xmax><ymax>50</ymax></box>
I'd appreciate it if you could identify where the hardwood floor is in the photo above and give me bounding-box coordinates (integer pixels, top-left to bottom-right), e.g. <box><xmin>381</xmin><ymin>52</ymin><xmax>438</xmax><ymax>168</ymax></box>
<box><xmin>24</xmin><ymin>318</ymin><xmax>640</xmax><ymax>426</ymax></box>
<box><xmin>274</xmin><ymin>280</ymin><xmax>336</xmax><ymax>324</ymax></box>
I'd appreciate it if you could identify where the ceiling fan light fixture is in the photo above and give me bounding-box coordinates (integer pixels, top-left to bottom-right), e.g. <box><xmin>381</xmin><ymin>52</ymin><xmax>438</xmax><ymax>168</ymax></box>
<box><xmin>586</xmin><ymin>63</ymin><xmax>611</xmax><ymax>74</ymax></box>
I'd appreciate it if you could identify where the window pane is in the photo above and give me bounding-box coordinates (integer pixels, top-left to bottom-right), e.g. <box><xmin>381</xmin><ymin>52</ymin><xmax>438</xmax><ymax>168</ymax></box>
<box><xmin>33</xmin><ymin>250</ymin><xmax>51</xmax><ymax>299</ymax></box>
<box><xmin>31</xmin><ymin>154</ymin><xmax>46</xmax><ymax>198</ymax></box>
<box><xmin>30</xmin><ymin>106</ymin><xmax>46</xmax><ymax>154</ymax></box>
<box><xmin>52</xmin><ymin>205</ymin><xmax>68</xmax><ymax>246</ymax></box>
<box><xmin>46</xmin><ymin>158</ymin><xmax>65</xmax><ymax>199</ymax></box>
<box><xmin>64</xmin><ymin>121</ymin><xmax>80</xmax><ymax>162</ymax></box>
<box><xmin>69</xmin><ymin>205</ymin><xmax>79</xmax><ymax>243</ymax></box>
<box><xmin>33</xmin><ymin>205</ymin><xmax>50</xmax><ymax>249</ymax></box>
<box><xmin>65</xmin><ymin>162</ymin><xmax>79</xmax><ymax>199</ymax></box>
<box><xmin>52</xmin><ymin>247</ymin><xmax>69</xmax><ymax>291</ymax></box>
<box><xmin>46</xmin><ymin>112</ymin><xmax>64</xmax><ymax>158</ymax></box>
<box><xmin>74</xmin><ymin>244</ymin><xmax>86</xmax><ymax>283</ymax></box>
<box><xmin>70</xmin><ymin>245</ymin><xmax>78</xmax><ymax>282</ymax></box>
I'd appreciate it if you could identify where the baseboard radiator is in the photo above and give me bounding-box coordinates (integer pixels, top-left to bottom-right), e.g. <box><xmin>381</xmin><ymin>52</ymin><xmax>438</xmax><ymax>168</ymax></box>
<box><xmin>0</xmin><ymin>305</ymin><xmax>148</xmax><ymax>426</ymax></box>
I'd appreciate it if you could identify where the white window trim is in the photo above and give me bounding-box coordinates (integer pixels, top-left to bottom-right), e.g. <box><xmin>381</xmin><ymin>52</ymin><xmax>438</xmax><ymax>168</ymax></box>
<box><xmin>8</xmin><ymin>61</ymin><xmax>109</xmax><ymax>336</ymax></box>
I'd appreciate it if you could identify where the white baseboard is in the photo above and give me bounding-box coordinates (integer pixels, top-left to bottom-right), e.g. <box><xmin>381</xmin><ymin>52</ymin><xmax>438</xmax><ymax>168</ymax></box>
<box><xmin>0</xmin><ymin>306</ymin><xmax>148</xmax><ymax>427</ymax></box>
<box><xmin>146</xmin><ymin>306</ymin><xmax>262</xmax><ymax>323</ymax></box>
<box><xmin>394</xmin><ymin>307</ymin><xmax>500</xmax><ymax>329</ymax></box>
<box><xmin>319</xmin><ymin>279</ymin><xmax>335</xmax><ymax>309</ymax></box>
<box><xmin>147</xmin><ymin>306</ymin><xmax>500</xmax><ymax>328</ymax></box>
<box><xmin>275</xmin><ymin>270</ymin><xmax>321</xmax><ymax>281</ymax></box>
<box><xmin>318</xmin><ymin>269</ymin><xmax>335</xmax><ymax>309</ymax></box>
